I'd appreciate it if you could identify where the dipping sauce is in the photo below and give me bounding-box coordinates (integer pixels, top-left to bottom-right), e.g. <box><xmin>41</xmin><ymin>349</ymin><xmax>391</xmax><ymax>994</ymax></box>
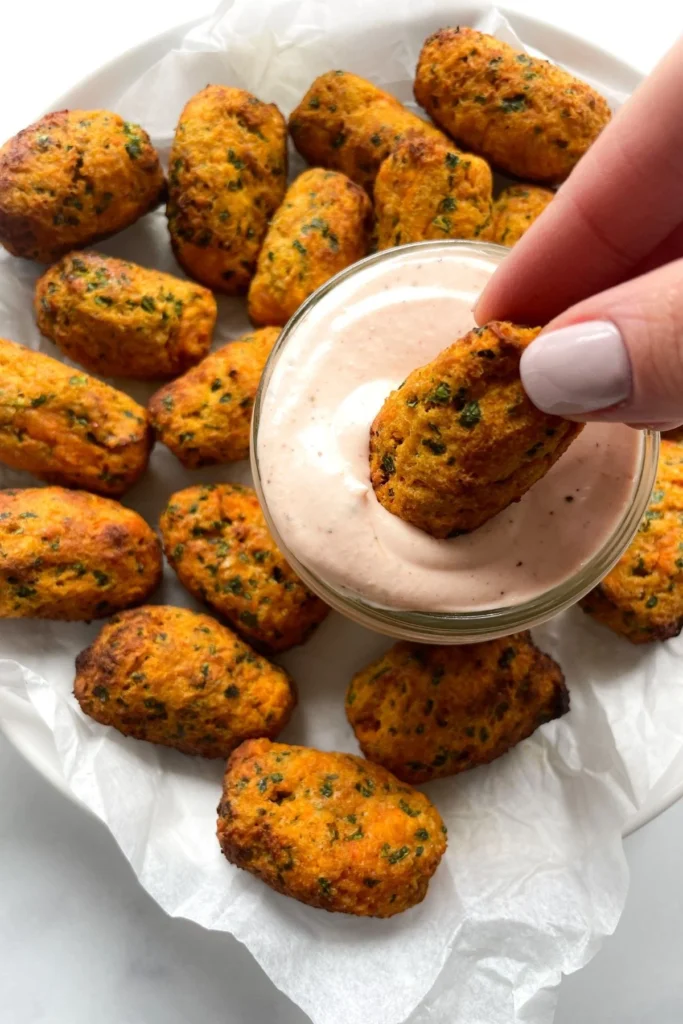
<box><xmin>257</xmin><ymin>243</ymin><xmax>643</xmax><ymax>613</ymax></box>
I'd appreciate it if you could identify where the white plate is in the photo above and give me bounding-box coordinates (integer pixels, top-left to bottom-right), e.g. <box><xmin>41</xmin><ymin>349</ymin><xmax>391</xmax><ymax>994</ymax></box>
<box><xmin>4</xmin><ymin>11</ymin><xmax>683</xmax><ymax>1024</ymax></box>
<box><xmin>0</xmin><ymin>11</ymin><xmax>679</xmax><ymax>837</ymax></box>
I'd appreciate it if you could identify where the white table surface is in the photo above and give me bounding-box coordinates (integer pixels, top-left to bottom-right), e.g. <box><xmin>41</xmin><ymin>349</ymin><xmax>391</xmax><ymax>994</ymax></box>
<box><xmin>1</xmin><ymin>3</ymin><xmax>682</xmax><ymax>1022</ymax></box>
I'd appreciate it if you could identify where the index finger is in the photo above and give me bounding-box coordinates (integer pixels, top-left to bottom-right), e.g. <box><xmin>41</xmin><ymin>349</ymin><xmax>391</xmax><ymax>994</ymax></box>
<box><xmin>476</xmin><ymin>35</ymin><xmax>683</xmax><ymax>325</ymax></box>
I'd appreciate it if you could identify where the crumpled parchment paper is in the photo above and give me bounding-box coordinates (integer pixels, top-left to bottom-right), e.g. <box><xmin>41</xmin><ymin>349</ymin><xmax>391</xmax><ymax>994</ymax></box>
<box><xmin>0</xmin><ymin>4</ymin><xmax>676</xmax><ymax>1024</ymax></box>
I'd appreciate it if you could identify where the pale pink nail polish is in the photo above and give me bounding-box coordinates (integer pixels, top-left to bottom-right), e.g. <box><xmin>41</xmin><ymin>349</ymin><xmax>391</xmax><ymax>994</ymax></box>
<box><xmin>520</xmin><ymin>320</ymin><xmax>632</xmax><ymax>416</ymax></box>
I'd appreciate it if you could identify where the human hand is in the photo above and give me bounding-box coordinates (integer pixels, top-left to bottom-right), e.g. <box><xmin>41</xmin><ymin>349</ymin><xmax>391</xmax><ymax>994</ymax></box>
<box><xmin>476</xmin><ymin>36</ymin><xmax>683</xmax><ymax>430</ymax></box>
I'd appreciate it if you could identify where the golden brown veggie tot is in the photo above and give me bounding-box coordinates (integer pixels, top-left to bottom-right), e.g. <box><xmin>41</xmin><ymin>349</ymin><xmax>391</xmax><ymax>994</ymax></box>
<box><xmin>248</xmin><ymin>169</ymin><xmax>372</xmax><ymax>326</ymax></box>
<box><xmin>414</xmin><ymin>28</ymin><xmax>610</xmax><ymax>183</ymax></box>
<box><xmin>288</xmin><ymin>71</ymin><xmax>447</xmax><ymax>194</ymax></box>
<box><xmin>491</xmin><ymin>185</ymin><xmax>554</xmax><ymax>247</ymax></box>
<box><xmin>0</xmin><ymin>110</ymin><xmax>164</xmax><ymax>262</ymax></box>
<box><xmin>0</xmin><ymin>487</ymin><xmax>161</xmax><ymax>619</ymax></box>
<box><xmin>0</xmin><ymin>338</ymin><xmax>152</xmax><ymax>496</ymax></box>
<box><xmin>148</xmin><ymin>327</ymin><xmax>279</xmax><ymax>468</ymax></box>
<box><xmin>581</xmin><ymin>437</ymin><xmax>683</xmax><ymax>643</ymax></box>
<box><xmin>369</xmin><ymin>322</ymin><xmax>582</xmax><ymax>538</ymax></box>
<box><xmin>160</xmin><ymin>483</ymin><xmax>328</xmax><ymax>652</ymax></box>
<box><xmin>35</xmin><ymin>251</ymin><xmax>216</xmax><ymax>379</ymax></box>
<box><xmin>74</xmin><ymin>606</ymin><xmax>296</xmax><ymax>758</ymax></box>
<box><xmin>217</xmin><ymin>739</ymin><xmax>447</xmax><ymax>917</ymax></box>
<box><xmin>167</xmin><ymin>86</ymin><xmax>287</xmax><ymax>294</ymax></box>
<box><xmin>347</xmin><ymin>634</ymin><xmax>568</xmax><ymax>784</ymax></box>
<box><xmin>374</xmin><ymin>137</ymin><xmax>492</xmax><ymax>249</ymax></box>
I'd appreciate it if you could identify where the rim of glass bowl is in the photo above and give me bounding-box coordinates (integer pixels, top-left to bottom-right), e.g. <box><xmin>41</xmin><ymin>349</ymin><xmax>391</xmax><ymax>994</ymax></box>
<box><xmin>251</xmin><ymin>239</ymin><xmax>659</xmax><ymax>643</ymax></box>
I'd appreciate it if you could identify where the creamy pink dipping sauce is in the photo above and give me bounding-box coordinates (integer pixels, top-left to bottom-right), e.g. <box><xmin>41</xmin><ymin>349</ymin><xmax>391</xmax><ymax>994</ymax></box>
<box><xmin>257</xmin><ymin>244</ymin><xmax>642</xmax><ymax>613</ymax></box>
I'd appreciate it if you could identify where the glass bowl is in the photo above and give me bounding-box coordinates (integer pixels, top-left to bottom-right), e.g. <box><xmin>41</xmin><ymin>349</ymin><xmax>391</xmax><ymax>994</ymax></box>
<box><xmin>251</xmin><ymin>240</ymin><xmax>659</xmax><ymax>643</ymax></box>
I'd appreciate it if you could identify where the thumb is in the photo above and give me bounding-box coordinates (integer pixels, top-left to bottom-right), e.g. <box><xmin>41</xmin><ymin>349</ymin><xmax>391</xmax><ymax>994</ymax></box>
<box><xmin>519</xmin><ymin>257</ymin><xmax>683</xmax><ymax>429</ymax></box>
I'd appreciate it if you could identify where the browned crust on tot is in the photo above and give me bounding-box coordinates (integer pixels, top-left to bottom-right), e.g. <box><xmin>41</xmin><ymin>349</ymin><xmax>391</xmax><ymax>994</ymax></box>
<box><xmin>0</xmin><ymin>337</ymin><xmax>152</xmax><ymax>496</ymax></box>
<box><xmin>0</xmin><ymin>109</ymin><xmax>164</xmax><ymax>262</ymax></box>
<box><xmin>148</xmin><ymin>327</ymin><xmax>280</xmax><ymax>467</ymax></box>
<box><xmin>581</xmin><ymin>436</ymin><xmax>683</xmax><ymax>643</ymax></box>
<box><xmin>74</xmin><ymin>605</ymin><xmax>296</xmax><ymax>757</ymax></box>
<box><xmin>369</xmin><ymin>321</ymin><xmax>583</xmax><ymax>537</ymax></box>
<box><xmin>35</xmin><ymin>251</ymin><xmax>216</xmax><ymax>379</ymax></box>
<box><xmin>248</xmin><ymin>168</ymin><xmax>372</xmax><ymax>326</ymax></box>
<box><xmin>159</xmin><ymin>483</ymin><xmax>329</xmax><ymax>653</ymax></box>
<box><xmin>346</xmin><ymin>632</ymin><xmax>569</xmax><ymax>783</ymax></box>
<box><xmin>414</xmin><ymin>27</ymin><xmax>610</xmax><ymax>183</ymax></box>
<box><xmin>217</xmin><ymin>738</ymin><xmax>447</xmax><ymax>916</ymax></box>
<box><xmin>374</xmin><ymin>137</ymin><xmax>493</xmax><ymax>249</ymax></box>
<box><xmin>0</xmin><ymin>486</ymin><xmax>161</xmax><ymax>620</ymax></box>
<box><xmin>288</xmin><ymin>70</ymin><xmax>448</xmax><ymax>194</ymax></box>
<box><xmin>166</xmin><ymin>86</ymin><xmax>287</xmax><ymax>294</ymax></box>
<box><xmin>490</xmin><ymin>184</ymin><xmax>554</xmax><ymax>247</ymax></box>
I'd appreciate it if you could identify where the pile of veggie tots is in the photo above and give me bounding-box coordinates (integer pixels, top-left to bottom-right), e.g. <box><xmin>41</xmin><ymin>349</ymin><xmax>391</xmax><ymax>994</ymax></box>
<box><xmin>0</xmin><ymin>27</ymin><xmax>678</xmax><ymax>918</ymax></box>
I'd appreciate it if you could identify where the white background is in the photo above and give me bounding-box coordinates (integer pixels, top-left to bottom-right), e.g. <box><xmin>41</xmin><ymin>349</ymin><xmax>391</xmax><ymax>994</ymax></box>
<box><xmin>1</xmin><ymin>2</ymin><xmax>682</xmax><ymax>1022</ymax></box>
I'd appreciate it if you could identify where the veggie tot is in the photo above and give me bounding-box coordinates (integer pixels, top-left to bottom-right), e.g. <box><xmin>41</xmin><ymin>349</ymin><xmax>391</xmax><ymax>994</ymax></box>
<box><xmin>0</xmin><ymin>338</ymin><xmax>152</xmax><ymax>496</ymax></box>
<box><xmin>581</xmin><ymin>436</ymin><xmax>683</xmax><ymax>643</ymax></box>
<box><xmin>217</xmin><ymin>739</ymin><xmax>447</xmax><ymax>917</ymax></box>
<box><xmin>35</xmin><ymin>251</ymin><xmax>216</xmax><ymax>379</ymax></box>
<box><xmin>0</xmin><ymin>487</ymin><xmax>161</xmax><ymax>620</ymax></box>
<box><xmin>248</xmin><ymin>169</ymin><xmax>372</xmax><ymax>326</ymax></box>
<box><xmin>74</xmin><ymin>606</ymin><xmax>296</xmax><ymax>758</ymax></box>
<box><xmin>167</xmin><ymin>86</ymin><xmax>288</xmax><ymax>294</ymax></box>
<box><xmin>374</xmin><ymin>137</ymin><xmax>493</xmax><ymax>250</ymax></box>
<box><xmin>148</xmin><ymin>327</ymin><xmax>279</xmax><ymax>467</ymax></box>
<box><xmin>0</xmin><ymin>109</ymin><xmax>164</xmax><ymax>263</ymax></box>
<box><xmin>288</xmin><ymin>70</ymin><xmax>448</xmax><ymax>193</ymax></box>
<box><xmin>414</xmin><ymin>27</ymin><xmax>610</xmax><ymax>183</ymax></box>
<box><xmin>346</xmin><ymin>634</ymin><xmax>569</xmax><ymax>784</ymax></box>
<box><xmin>369</xmin><ymin>322</ymin><xmax>583</xmax><ymax>538</ymax></box>
<box><xmin>160</xmin><ymin>483</ymin><xmax>329</xmax><ymax>653</ymax></box>
<box><xmin>490</xmin><ymin>185</ymin><xmax>554</xmax><ymax>247</ymax></box>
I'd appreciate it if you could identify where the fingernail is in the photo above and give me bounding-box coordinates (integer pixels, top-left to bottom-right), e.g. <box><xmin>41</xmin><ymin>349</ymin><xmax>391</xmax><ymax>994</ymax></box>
<box><xmin>520</xmin><ymin>320</ymin><xmax>632</xmax><ymax>416</ymax></box>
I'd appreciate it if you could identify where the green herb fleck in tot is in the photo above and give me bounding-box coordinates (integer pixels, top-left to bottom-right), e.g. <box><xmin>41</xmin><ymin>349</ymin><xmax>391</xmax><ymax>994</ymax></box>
<box><xmin>422</xmin><ymin>438</ymin><xmax>446</xmax><ymax>455</ymax></box>
<box><xmin>427</xmin><ymin>382</ymin><xmax>451</xmax><ymax>404</ymax></box>
<box><xmin>399</xmin><ymin>799</ymin><xmax>420</xmax><ymax>818</ymax></box>
<box><xmin>381</xmin><ymin>453</ymin><xmax>395</xmax><ymax>476</ymax></box>
<box><xmin>319</xmin><ymin>775</ymin><xmax>337</xmax><ymax>798</ymax></box>
<box><xmin>122</xmin><ymin>121</ymin><xmax>144</xmax><ymax>160</ymax></box>
<box><xmin>382</xmin><ymin>844</ymin><xmax>410</xmax><ymax>864</ymax></box>
<box><xmin>500</xmin><ymin>96</ymin><xmax>527</xmax><ymax>114</ymax></box>
<box><xmin>459</xmin><ymin>400</ymin><xmax>481</xmax><ymax>428</ymax></box>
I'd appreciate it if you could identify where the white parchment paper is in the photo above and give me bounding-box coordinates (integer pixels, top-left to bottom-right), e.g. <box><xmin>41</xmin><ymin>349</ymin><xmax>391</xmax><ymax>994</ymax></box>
<box><xmin>0</xmin><ymin>4</ymin><xmax>676</xmax><ymax>1024</ymax></box>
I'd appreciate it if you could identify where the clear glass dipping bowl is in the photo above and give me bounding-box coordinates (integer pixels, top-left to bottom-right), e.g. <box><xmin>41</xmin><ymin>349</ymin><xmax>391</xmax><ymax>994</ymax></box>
<box><xmin>251</xmin><ymin>240</ymin><xmax>659</xmax><ymax>644</ymax></box>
